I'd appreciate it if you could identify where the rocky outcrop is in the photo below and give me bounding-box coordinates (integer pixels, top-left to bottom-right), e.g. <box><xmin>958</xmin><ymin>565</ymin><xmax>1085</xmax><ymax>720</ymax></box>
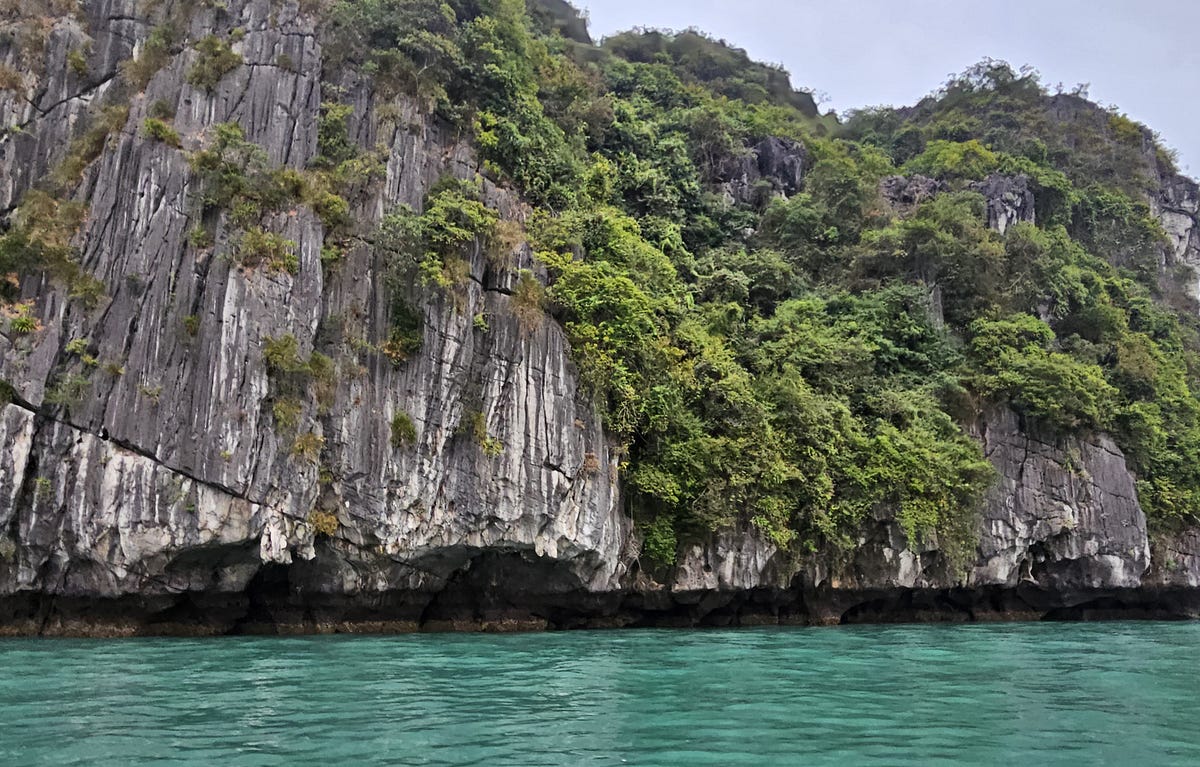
<box><xmin>970</xmin><ymin>408</ymin><xmax>1149</xmax><ymax>590</ymax></box>
<box><xmin>880</xmin><ymin>174</ymin><xmax>945</xmax><ymax>214</ymax></box>
<box><xmin>717</xmin><ymin>136</ymin><xmax>807</xmax><ymax>206</ymax></box>
<box><xmin>1156</xmin><ymin>175</ymin><xmax>1200</xmax><ymax>302</ymax></box>
<box><xmin>879</xmin><ymin>173</ymin><xmax>1037</xmax><ymax>235</ymax></box>
<box><xmin>621</xmin><ymin>403</ymin><xmax>1200</xmax><ymax>627</ymax></box>
<box><xmin>784</xmin><ymin>406</ymin><xmax>1166</xmax><ymax>624</ymax></box>
<box><xmin>880</xmin><ymin>173</ymin><xmax>1037</xmax><ymax>236</ymax></box>
<box><xmin>1147</xmin><ymin>529</ymin><xmax>1200</xmax><ymax>590</ymax></box>
<box><xmin>969</xmin><ymin>174</ymin><xmax>1036</xmax><ymax>234</ymax></box>
<box><xmin>527</xmin><ymin>0</ymin><xmax>592</xmax><ymax>44</ymax></box>
<box><xmin>1</xmin><ymin>0</ymin><xmax>1198</xmax><ymax>635</ymax></box>
<box><xmin>1042</xmin><ymin>94</ymin><xmax>1200</xmax><ymax>307</ymax></box>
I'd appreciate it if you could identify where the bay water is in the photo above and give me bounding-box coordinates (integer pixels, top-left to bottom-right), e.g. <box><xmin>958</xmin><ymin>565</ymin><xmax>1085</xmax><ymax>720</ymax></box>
<box><xmin>1</xmin><ymin>622</ymin><xmax>1198</xmax><ymax>765</ymax></box>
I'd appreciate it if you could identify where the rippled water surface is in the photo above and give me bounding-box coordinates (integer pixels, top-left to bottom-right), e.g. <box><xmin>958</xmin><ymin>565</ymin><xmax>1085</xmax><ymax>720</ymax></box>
<box><xmin>2</xmin><ymin>622</ymin><xmax>1199</xmax><ymax>765</ymax></box>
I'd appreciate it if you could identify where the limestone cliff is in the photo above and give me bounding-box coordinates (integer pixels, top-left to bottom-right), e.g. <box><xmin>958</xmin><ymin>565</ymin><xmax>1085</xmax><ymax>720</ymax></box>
<box><xmin>0</xmin><ymin>0</ymin><xmax>1198</xmax><ymax>635</ymax></box>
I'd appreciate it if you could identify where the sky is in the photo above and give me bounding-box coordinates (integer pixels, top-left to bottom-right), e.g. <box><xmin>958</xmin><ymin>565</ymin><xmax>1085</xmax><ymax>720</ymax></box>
<box><xmin>580</xmin><ymin>0</ymin><xmax>1200</xmax><ymax>174</ymax></box>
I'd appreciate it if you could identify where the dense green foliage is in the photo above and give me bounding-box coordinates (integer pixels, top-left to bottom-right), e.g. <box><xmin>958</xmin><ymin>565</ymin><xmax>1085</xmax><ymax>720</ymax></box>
<box><xmin>844</xmin><ymin>61</ymin><xmax>1200</xmax><ymax>525</ymax></box>
<box><xmin>600</xmin><ymin>28</ymin><xmax>819</xmax><ymax>117</ymax></box>
<box><xmin>846</xmin><ymin>60</ymin><xmax>1177</xmax><ymax>191</ymax></box>
<box><xmin>379</xmin><ymin>177</ymin><xmax>499</xmax><ymax>290</ymax></box>
<box><xmin>322</xmin><ymin>2</ymin><xmax>1200</xmax><ymax>563</ymax></box>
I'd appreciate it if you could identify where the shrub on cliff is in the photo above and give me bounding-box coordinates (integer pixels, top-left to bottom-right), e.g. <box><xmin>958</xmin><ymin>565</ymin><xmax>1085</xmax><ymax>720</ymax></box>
<box><xmin>187</xmin><ymin>35</ymin><xmax>242</xmax><ymax>92</ymax></box>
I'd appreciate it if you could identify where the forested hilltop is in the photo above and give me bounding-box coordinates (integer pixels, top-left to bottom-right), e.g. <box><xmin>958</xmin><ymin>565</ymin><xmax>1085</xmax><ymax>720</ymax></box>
<box><xmin>1</xmin><ymin>0</ymin><xmax>1198</xmax><ymax>632</ymax></box>
<box><xmin>311</xmin><ymin>0</ymin><xmax>1200</xmax><ymax>561</ymax></box>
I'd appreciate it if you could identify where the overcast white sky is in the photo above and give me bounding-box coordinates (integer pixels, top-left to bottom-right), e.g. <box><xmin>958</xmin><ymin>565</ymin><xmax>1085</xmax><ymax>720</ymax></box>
<box><xmin>581</xmin><ymin>0</ymin><xmax>1200</xmax><ymax>174</ymax></box>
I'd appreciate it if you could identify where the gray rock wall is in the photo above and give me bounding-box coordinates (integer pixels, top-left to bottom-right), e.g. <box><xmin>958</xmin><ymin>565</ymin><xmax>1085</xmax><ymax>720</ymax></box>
<box><xmin>1157</xmin><ymin>175</ymin><xmax>1200</xmax><ymax>303</ymax></box>
<box><xmin>0</xmin><ymin>2</ymin><xmax>124</xmax><ymax>212</ymax></box>
<box><xmin>971</xmin><ymin>408</ymin><xmax>1149</xmax><ymax>591</ymax></box>
<box><xmin>0</xmin><ymin>0</ymin><xmax>628</xmax><ymax>629</ymax></box>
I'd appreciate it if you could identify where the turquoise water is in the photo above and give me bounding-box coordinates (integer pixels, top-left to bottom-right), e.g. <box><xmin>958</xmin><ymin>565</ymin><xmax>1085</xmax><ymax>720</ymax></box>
<box><xmin>1</xmin><ymin>623</ymin><xmax>1198</xmax><ymax>765</ymax></box>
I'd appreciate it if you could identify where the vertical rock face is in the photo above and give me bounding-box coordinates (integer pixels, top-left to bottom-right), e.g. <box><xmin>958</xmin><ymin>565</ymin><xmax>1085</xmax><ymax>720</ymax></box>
<box><xmin>970</xmin><ymin>408</ymin><xmax>1149</xmax><ymax>590</ymax></box>
<box><xmin>1148</xmin><ymin>530</ymin><xmax>1200</xmax><ymax>588</ymax></box>
<box><xmin>0</xmin><ymin>0</ymin><xmax>133</xmax><ymax>211</ymax></box>
<box><xmin>0</xmin><ymin>1</ymin><xmax>1198</xmax><ymax>633</ymax></box>
<box><xmin>0</xmin><ymin>0</ymin><xmax>629</xmax><ymax>632</ymax></box>
<box><xmin>1156</xmin><ymin>176</ymin><xmax>1200</xmax><ymax>303</ymax></box>
<box><xmin>624</xmin><ymin>404</ymin><xmax>1171</xmax><ymax>628</ymax></box>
